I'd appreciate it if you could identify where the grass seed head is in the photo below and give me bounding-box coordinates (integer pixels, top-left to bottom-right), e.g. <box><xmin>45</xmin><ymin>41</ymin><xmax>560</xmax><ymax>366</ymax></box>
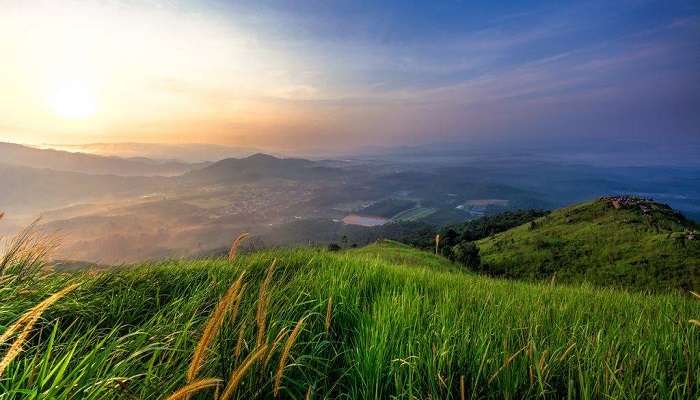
<box><xmin>325</xmin><ymin>296</ymin><xmax>333</xmax><ymax>333</ymax></box>
<box><xmin>220</xmin><ymin>344</ymin><xmax>268</xmax><ymax>400</ymax></box>
<box><xmin>274</xmin><ymin>316</ymin><xmax>307</xmax><ymax>397</ymax></box>
<box><xmin>228</xmin><ymin>233</ymin><xmax>250</xmax><ymax>261</ymax></box>
<box><xmin>234</xmin><ymin>320</ymin><xmax>247</xmax><ymax>361</ymax></box>
<box><xmin>0</xmin><ymin>283</ymin><xmax>79</xmax><ymax>377</ymax></box>
<box><xmin>165</xmin><ymin>378</ymin><xmax>221</xmax><ymax>400</ymax></box>
<box><xmin>265</xmin><ymin>328</ymin><xmax>290</xmax><ymax>369</ymax></box>
<box><xmin>187</xmin><ymin>272</ymin><xmax>245</xmax><ymax>382</ymax></box>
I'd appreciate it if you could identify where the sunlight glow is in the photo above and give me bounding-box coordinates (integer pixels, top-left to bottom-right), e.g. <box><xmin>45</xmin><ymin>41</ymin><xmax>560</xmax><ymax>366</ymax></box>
<box><xmin>48</xmin><ymin>82</ymin><xmax>97</xmax><ymax>119</ymax></box>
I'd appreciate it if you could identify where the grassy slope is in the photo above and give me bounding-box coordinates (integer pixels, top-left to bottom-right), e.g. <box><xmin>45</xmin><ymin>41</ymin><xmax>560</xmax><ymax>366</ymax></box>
<box><xmin>349</xmin><ymin>239</ymin><xmax>458</xmax><ymax>272</ymax></box>
<box><xmin>478</xmin><ymin>199</ymin><xmax>700</xmax><ymax>292</ymax></box>
<box><xmin>0</xmin><ymin>242</ymin><xmax>698</xmax><ymax>399</ymax></box>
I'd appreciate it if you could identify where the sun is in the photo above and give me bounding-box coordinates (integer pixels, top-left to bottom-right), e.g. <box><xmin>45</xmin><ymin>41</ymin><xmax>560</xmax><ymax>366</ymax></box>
<box><xmin>48</xmin><ymin>82</ymin><xmax>97</xmax><ymax>119</ymax></box>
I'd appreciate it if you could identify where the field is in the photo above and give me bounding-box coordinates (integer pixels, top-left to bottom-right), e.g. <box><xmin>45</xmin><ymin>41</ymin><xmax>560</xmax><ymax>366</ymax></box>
<box><xmin>391</xmin><ymin>207</ymin><xmax>437</xmax><ymax>222</ymax></box>
<box><xmin>0</xmin><ymin>241</ymin><xmax>699</xmax><ymax>399</ymax></box>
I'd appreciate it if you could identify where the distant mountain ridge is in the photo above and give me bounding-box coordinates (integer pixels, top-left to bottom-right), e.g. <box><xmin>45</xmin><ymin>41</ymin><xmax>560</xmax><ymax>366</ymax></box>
<box><xmin>0</xmin><ymin>150</ymin><xmax>336</xmax><ymax>216</ymax></box>
<box><xmin>44</xmin><ymin>142</ymin><xmax>259</xmax><ymax>163</ymax></box>
<box><xmin>0</xmin><ymin>162</ymin><xmax>160</xmax><ymax>213</ymax></box>
<box><xmin>0</xmin><ymin>142</ymin><xmax>203</xmax><ymax>176</ymax></box>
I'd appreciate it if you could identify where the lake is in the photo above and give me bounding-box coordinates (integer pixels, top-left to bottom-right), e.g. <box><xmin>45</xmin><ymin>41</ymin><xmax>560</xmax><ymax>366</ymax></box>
<box><xmin>342</xmin><ymin>214</ymin><xmax>389</xmax><ymax>227</ymax></box>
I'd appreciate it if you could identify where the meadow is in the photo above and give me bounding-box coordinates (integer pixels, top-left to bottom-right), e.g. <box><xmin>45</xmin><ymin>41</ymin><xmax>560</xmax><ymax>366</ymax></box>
<box><xmin>0</xmin><ymin>239</ymin><xmax>699</xmax><ymax>399</ymax></box>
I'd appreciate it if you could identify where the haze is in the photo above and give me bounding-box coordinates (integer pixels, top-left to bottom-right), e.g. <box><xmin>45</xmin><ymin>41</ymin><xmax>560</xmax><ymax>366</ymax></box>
<box><xmin>2</xmin><ymin>0</ymin><xmax>698</xmax><ymax>153</ymax></box>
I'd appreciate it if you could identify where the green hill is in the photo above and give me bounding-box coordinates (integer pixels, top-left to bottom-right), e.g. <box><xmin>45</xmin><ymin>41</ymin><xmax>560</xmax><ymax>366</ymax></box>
<box><xmin>1</xmin><ymin>240</ymin><xmax>699</xmax><ymax>399</ymax></box>
<box><xmin>477</xmin><ymin>196</ymin><xmax>700</xmax><ymax>291</ymax></box>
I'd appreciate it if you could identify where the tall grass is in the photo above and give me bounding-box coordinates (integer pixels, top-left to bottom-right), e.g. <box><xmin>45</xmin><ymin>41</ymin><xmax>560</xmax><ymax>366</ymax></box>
<box><xmin>0</xmin><ymin>283</ymin><xmax>79</xmax><ymax>377</ymax></box>
<box><xmin>0</xmin><ymin>243</ymin><xmax>698</xmax><ymax>398</ymax></box>
<box><xmin>0</xmin><ymin>219</ymin><xmax>58</xmax><ymax>283</ymax></box>
<box><xmin>186</xmin><ymin>272</ymin><xmax>245</xmax><ymax>382</ymax></box>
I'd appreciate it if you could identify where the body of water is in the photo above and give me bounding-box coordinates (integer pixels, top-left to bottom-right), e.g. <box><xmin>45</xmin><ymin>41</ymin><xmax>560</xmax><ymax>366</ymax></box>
<box><xmin>342</xmin><ymin>214</ymin><xmax>388</xmax><ymax>227</ymax></box>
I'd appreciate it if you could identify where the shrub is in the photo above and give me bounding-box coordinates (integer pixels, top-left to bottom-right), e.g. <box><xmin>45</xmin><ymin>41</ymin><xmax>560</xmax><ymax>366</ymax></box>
<box><xmin>451</xmin><ymin>241</ymin><xmax>481</xmax><ymax>269</ymax></box>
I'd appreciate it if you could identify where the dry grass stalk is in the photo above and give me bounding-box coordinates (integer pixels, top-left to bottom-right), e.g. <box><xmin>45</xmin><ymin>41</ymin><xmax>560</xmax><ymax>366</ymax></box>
<box><xmin>265</xmin><ymin>328</ymin><xmax>290</xmax><ymax>369</ymax></box>
<box><xmin>256</xmin><ymin>260</ymin><xmax>276</xmax><ymax>348</ymax></box>
<box><xmin>460</xmin><ymin>375</ymin><xmax>465</xmax><ymax>400</ymax></box>
<box><xmin>487</xmin><ymin>344</ymin><xmax>528</xmax><ymax>385</ymax></box>
<box><xmin>234</xmin><ymin>320</ymin><xmax>247</xmax><ymax>361</ymax></box>
<box><xmin>228</xmin><ymin>283</ymin><xmax>246</xmax><ymax>330</ymax></box>
<box><xmin>690</xmin><ymin>320</ymin><xmax>700</xmax><ymax>327</ymax></box>
<box><xmin>436</xmin><ymin>372</ymin><xmax>447</xmax><ymax>389</ymax></box>
<box><xmin>0</xmin><ymin>218</ymin><xmax>59</xmax><ymax>279</ymax></box>
<box><xmin>305</xmin><ymin>386</ymin><xmax>313</xmax><ymax>400</ymax></box>
<box><xmin>274</xmin><ymin>316</ymin><xmax>307</xmax><ymax>397</ymax></box>
<box><xmin>435</xmin><ymin>234</ymin><xmax>440</xmax><ymax>255</ymax></box>
<box><xmin>165</xmin><ymin>378</ymin><xmax>221</xmax><ymax>400</ymax></box>
<box><xmin>691</xmin><ymin>291</ymin><xmax>700</xmax><ymax>300</ymax></box>
<box><xmin>550</xmin><ymin>273</ymin><xmax>557</xmax><ymax>287</ymax></box>
<box><xmin>558</xmin><ymin>342</ymin><xmax>576</xmax><ymax>362</ymax></box>
<box><xmin>0</xmin><ymin>314</ymin><xmax>29</xmax><ymax>348</ymax></box>
<box><xmin>219</xmin><ymin>345</ymin><xmax>268</xmax><ymax>400</ymax></box>
<box><xmin>0</xmin><ymin>283</ymin><xmax>79</xmax><ymax>377</ymax></box>
<box><xmin>228</xmin><ymin>233</ymin><xmax>250</xmax><ymax>261</ymax></box>
<box><xmin>325</xmin><ymin>296</ymin><xmax>333</xmax><ymax>333</ymax></box>
<box><xmin>187</xmin><ymin>272</ymin><xmax>246</xmax><ymax>382</ymax></box>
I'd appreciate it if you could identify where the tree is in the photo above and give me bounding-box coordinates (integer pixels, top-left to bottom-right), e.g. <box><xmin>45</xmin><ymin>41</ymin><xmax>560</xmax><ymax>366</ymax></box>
<box><xmin>452</xmin><ymin>241</ymin><xmax>481</xmax><ymax>269</ymax></box>
<box><xmin>442</xmin><ymin>228</ymin><xmax>459</xmax><ymax>247</ymax></box>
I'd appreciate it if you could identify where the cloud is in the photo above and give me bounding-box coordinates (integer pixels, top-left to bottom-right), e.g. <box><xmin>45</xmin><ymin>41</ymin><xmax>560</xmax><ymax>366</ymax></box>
<box><xmin>2</xmin><ymin>0</ymin><xmax>698</xmax><ymax>150</ymax></box>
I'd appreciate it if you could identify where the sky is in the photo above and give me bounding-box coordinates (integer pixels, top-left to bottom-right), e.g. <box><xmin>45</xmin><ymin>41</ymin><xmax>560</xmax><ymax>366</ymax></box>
<box><xmin>1</xmin><ymin>0</ymin><xmax>698</xmax><ymax>153</ymax></box>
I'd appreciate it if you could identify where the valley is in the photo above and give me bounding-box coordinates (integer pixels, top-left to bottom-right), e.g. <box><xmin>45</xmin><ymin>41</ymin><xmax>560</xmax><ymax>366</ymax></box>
<box><xmin>2</xmin><ymin>143</ymin><xmax>699</xmax><ymax>264</ymax></box>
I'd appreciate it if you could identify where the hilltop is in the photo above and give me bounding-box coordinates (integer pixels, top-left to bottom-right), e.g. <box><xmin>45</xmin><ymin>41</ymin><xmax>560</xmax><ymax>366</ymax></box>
<box><xmin>0</xmin><ymin>241</ymin><xmax>698</xmax><ymax>399</ymax></box>
<box><xmin>181</xmin><ymin>153</ymin><xmax>338</xmax><ymax>184</ymax></box>
<box><xmin>477</xmin><ymin>196</ymin><xmax>700</xmax><ymax>291</ymax></box>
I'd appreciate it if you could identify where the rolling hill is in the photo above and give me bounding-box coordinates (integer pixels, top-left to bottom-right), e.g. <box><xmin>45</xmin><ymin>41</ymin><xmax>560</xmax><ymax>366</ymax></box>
<box><xmin>0</xmin><ymin>240</ymin><xmax>698</xmax><ymax>398</ymax></box>
<box><xmin>477</xmin><ymin>196</ymin><xmax>700</xmax><ymax>291</ymax></box>
<box><xmin>182</xmin><ymin>153</ymin><xmax>338</xmax><ymax>184</ymax></box>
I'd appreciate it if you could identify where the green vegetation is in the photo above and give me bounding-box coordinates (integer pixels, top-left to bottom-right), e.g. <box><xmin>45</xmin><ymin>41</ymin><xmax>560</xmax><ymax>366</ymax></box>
<box><xmin>451</xmin><ymin>241</ymin><xmax>481</xmax><ymax>269</ymax></box>
<box><xmin>478</xmin><ymin>198</ymin><xmax>700</xmax><ymax>292</ymax></box>
<box><xmin>389</xmin><ymin>209</ymin><xmax>549</xmax><ymax>251</ymax></box>
<box><xmin>350</xmin><ymin>240</ymin><xmax>459</xmax><ymax>273</ymax></box>
<box><xmin>391</xmin><ymin>206</ymin><xmax>437</xmax><ymax>222</ymax></box>
<box><xmin>1</xmin><ymin>237</ymin><xmax>699</xmax><ymax>399</ymax></box>
<box><xmin>452</xmin><ymin>210</ymin><xmax>550</xmax><ymax>242</ymax></box>
<box><xmin>360</xmin><ymin>199</ymin><xmax>417</xmax><ymax>218</ymax></box>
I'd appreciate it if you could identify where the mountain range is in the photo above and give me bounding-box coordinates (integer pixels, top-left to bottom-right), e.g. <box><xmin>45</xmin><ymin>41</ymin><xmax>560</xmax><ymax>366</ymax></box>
<box><xmin>0</xmin><ymin>142</ymin><xmax>208</xmax><ymax>176</ymax></box>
